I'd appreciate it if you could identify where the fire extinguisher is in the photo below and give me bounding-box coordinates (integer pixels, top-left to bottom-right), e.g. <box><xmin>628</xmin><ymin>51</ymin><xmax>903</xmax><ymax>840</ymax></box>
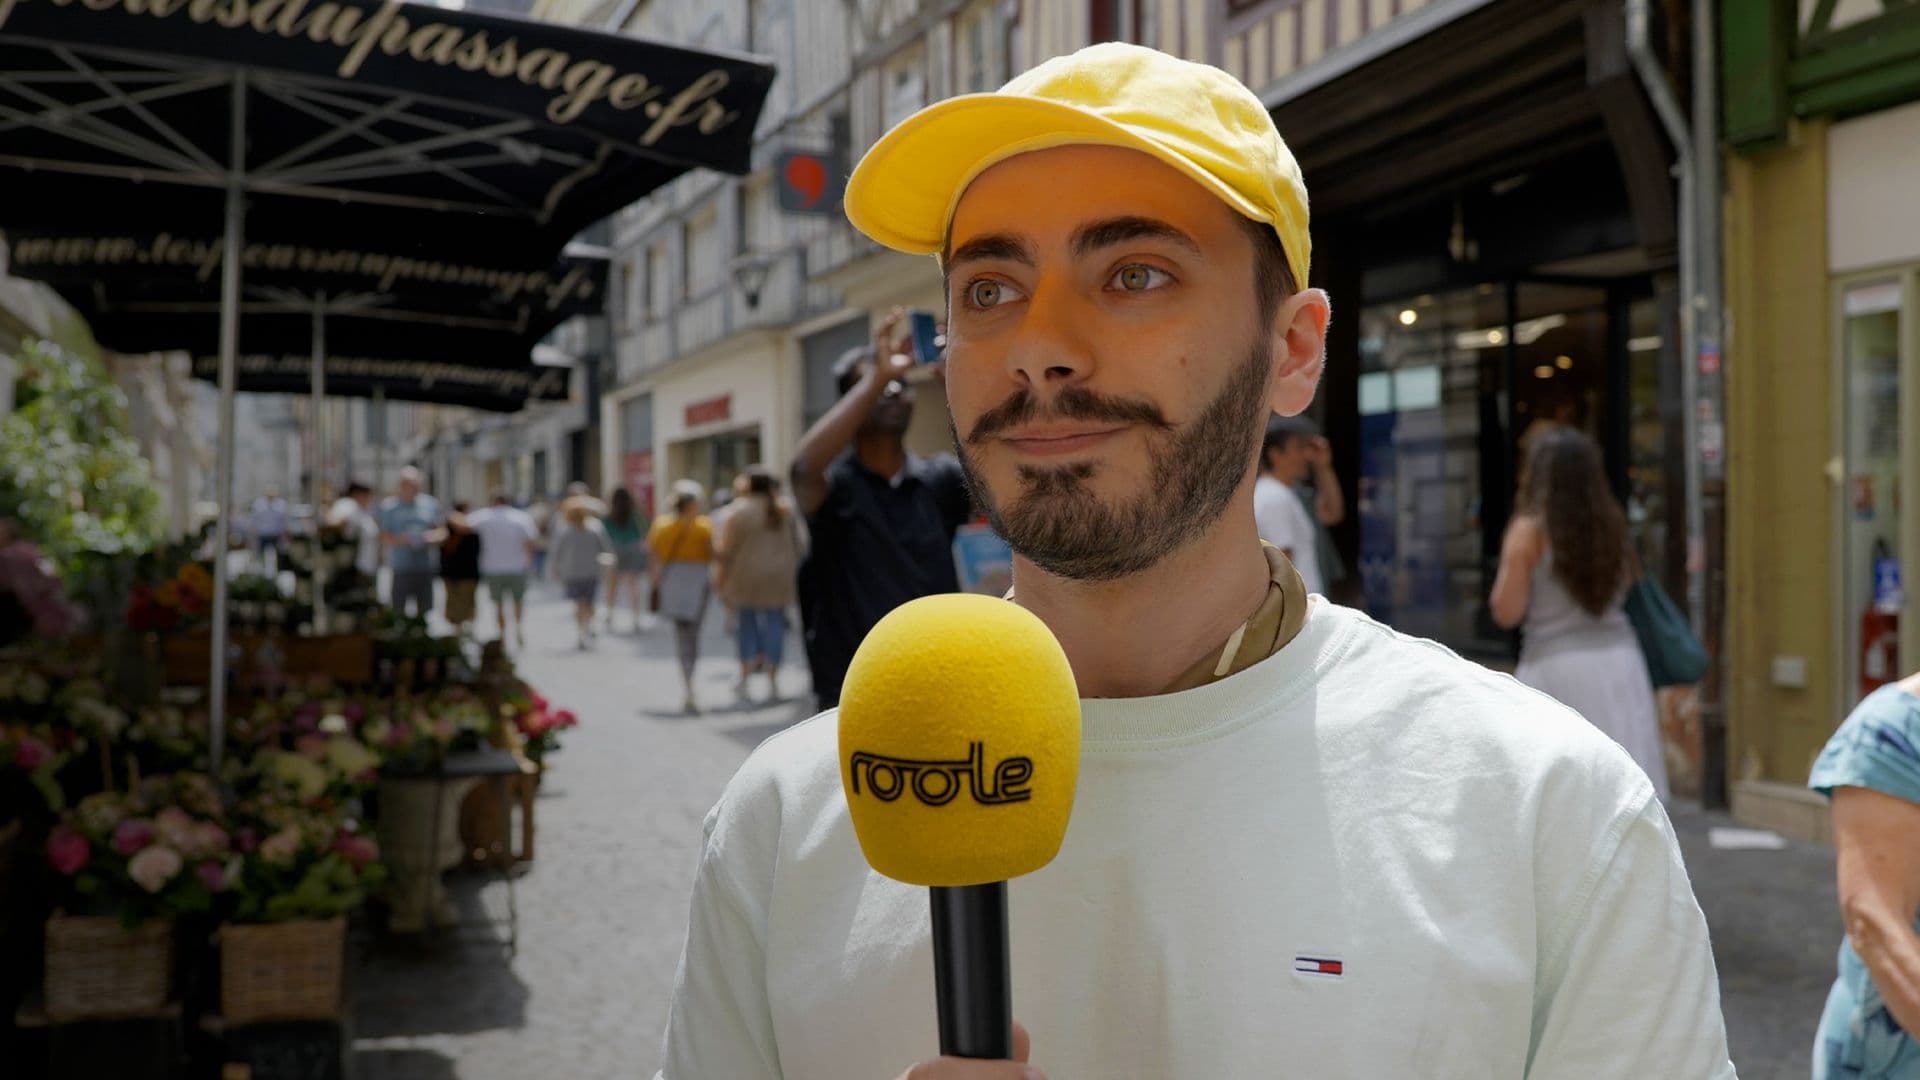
<box><xmin>1862</xmin><ymin>539</ymin><xmax>1902</xmax><ymax>699</ymax></box>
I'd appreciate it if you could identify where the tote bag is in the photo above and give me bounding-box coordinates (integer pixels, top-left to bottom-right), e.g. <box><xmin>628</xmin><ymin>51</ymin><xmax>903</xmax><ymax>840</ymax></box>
<box><xmin>1624</xmin><ymin>574</ymin><xmax>1709</xmax><ymax>688</ymax></box>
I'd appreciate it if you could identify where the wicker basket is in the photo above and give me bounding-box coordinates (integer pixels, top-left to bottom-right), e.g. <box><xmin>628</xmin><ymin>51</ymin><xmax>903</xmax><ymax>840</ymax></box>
<box><xmin>44</xmin><ymin>914</ymin><xmax>174</xmax><ymax>1019</ymax></box>
<box><xmin>219</xmin><ymin>916</ymin><xmax>346</xmax><ymax>1023</ymax></box>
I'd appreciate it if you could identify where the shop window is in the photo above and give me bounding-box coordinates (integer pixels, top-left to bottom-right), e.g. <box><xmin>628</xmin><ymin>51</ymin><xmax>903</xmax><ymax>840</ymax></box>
<box><xmin>684</xmin><ymin>203</ymin><xmax>722</xmax><ymax>299</ymax></box>
<box><xmin>1842</xmin><ymin>279</ymin><xmax>1905</xmax><ymax>705</ymax></box>
<box><xmin>882</xmin><ymin>46</ymin><xmax>927</xmax><ymax>134</ymax></box>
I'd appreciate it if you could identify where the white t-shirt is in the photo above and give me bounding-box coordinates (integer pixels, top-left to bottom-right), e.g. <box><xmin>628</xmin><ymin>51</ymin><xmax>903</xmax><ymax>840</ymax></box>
<box><xmin>1253</xmin><ymin>473</ymin><xmax>1323</xmax><ymax>594</ymax></box>
<box><xmin>467</xmin><ymin>505</ymin><xmax>539</xmax><ymax>576</ymax></box>
<box><xmin>656</xmin><ymin>601</ymin><xmax>1734</xmax><ymax>1079</ymax></box>
<box><xmin>325</xmin><ymin>497</ymin><xmax>380</xmax><ymax>575</ymax></box>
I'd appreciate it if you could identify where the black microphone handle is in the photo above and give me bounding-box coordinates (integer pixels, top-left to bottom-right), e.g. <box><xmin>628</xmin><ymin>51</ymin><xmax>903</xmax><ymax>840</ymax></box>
<box><xmin>929</xmin><ymin>882</ymin><xmax>1013</xmax><ymax>1060</ymax></box>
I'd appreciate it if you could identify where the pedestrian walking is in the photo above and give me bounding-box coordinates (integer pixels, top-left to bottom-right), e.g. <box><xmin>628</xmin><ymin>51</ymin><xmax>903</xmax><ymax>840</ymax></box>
<box><xmin>249</xmin><ymin>487</ymin><xmax>289</xmax><ymax>573</ymax></box>
<box><xmin>1253</xmin><ymin>415</ymin><xmax>1326</xmax><ymax>594</ymax></box>
<box><xmin>435</xmin><ymin>500</ymin><xmax>481</xmax><ymax>638</ymax></box>
<box><xmin>325</xmin><ymin>481</ymin><xmax>380</xmax><ymax>583</ymax></box>
<box><xmin>549</xmin><ymin>495</ymin><xmax>611</xmax><ymax>650</ymax></box>
<box><xmin>468</xmin><ymin>493</ymin><xmax>538</xmax><ymax>650</ymax></box>
<box><xmin>601</xmin><ymin>486</ymin><xmax>648</xmax><ymax>633</ymax></box>
<box><xmin>1809</xmin><ymin>667</ymin><xmax>1920</xmax><ymax>1079</ymax></box>
<box><xmin>789</xmin><ymin>315</ymin><xmax>972</xmax><ymax>710</ymax></box>
<box><xmin>715</xmin><ymin>466</ymin><xmax>807</xmax><ymax>703</ymax></box>
<box><xmin>648</xmin><ymin>481</ymin><xmax>714</xmax><ymax>714</ymax></box>
<box><xmin>527</xmin><ymin>494</ymin><xmax>552</xmax><ymax>578</ymax></box>
<box><xmin>660</xmin><ymin>42</ymin><xmax>1732</xmax><ymax>1080</ymax></box>
<box><xmin>377</xmin><ymin>467</ymin><xmax>442</xmax><ymax>620</ymax></box>
<box><xmin>1490</xmin><ymin>424</ymin><xmax>1670</xmax><ymax>800</ymax></box>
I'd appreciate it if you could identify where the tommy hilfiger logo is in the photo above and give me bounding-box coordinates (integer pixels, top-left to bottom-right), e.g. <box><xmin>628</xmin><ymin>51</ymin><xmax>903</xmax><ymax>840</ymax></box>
<box><xmin>846</xmin><ymin>743</ymin><xmax>1033</xmax><ymax>806</ymax></box>
<box><xmin>1293</xmin><ymin>955</ymin><xmax>1344</xmax><ymax>979</ymax></box>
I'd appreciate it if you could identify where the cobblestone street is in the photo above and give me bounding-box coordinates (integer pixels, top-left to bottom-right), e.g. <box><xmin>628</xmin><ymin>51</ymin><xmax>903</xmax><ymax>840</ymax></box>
<box><xmin>345</xmin><ymin>584</ymin><xmax>1846</xmax><ymax>1079</ymax></box>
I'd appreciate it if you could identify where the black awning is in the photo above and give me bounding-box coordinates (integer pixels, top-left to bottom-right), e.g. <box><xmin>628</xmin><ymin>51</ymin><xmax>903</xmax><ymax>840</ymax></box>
<box><xmin>0</xmin><ymin>0</ymin><xmax>774</xmax><ymax>249</ymax></box>
<box><xmin>189</xmin><ymin>350</ymin><xmax>572</xmax><ymax>412</ymax></box>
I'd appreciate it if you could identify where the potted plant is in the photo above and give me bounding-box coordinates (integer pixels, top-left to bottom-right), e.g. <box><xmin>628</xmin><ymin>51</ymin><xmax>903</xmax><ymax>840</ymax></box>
<box><xmin>218</xmin><ymin>793</ymin><xmax>382</xmax><ymax>1022</ymax></box>
<box><xmin>40</xmin><ymin>773</ymin><xmax>233</xmax><ymax>1019</ymax></box>
<box><xmin>364</xmin><ymin>691</ymin><xmax>493</xmax><ymax>932</ymax></box>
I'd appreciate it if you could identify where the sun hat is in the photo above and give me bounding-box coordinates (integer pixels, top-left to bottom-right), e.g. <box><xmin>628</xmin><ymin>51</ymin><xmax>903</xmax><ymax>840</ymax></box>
<box><xmin>844</xmin><ymin>41</ymin><xmax>1310</xmax><ymax>287</ymax></box>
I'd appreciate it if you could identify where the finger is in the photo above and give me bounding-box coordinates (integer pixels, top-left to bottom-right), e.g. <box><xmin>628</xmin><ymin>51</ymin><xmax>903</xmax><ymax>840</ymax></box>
<box><xmin>1012</xmin><ymin>1020</ymin><xmax>1031</xmax><ymax>1063</ymax></box>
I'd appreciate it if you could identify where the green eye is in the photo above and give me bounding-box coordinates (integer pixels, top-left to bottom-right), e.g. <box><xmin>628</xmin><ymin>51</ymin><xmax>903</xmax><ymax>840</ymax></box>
<box><xmin>1114</xmin><ymin>265</ymin><xmax>1168</xmax><ymax>291</ymax></box>
<box><xmin>969</xmin><ymin>280</ymin><xmax>1003</xmax><ymax>307</ymax></box>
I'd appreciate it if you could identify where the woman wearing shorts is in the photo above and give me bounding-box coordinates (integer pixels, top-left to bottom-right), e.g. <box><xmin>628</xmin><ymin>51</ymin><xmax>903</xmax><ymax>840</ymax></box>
<box><xmin>549</xmin><ymin>496</ymin><xmax>611</xmax><ymax>650</ymax></box>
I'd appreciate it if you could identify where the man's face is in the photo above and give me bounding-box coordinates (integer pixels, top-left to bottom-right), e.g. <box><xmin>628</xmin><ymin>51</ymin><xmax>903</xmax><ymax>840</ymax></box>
<box><xmin>397</xmin><ymin>477</ymin><xmax>420</xmax><ymax>501</ymax></box>
<box><xmin>1266</xmin><ymin>437</ymin><xmax>1312</xmax><ymax>484</ymax></box>
<box><xmin>852</xmin><ymin>365</ymin><xmax>915</xmax><ymax>436</ymax></box>
<box><xmin>943</xmin><ymin>145</ymin><xmax>1288</xmax><ymax>582</ymax></box>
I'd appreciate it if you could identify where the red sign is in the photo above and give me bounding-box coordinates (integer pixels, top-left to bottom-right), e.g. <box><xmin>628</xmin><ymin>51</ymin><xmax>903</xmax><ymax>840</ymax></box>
<box><xmin>684</xmin><ymin>394</ymin><xmax>732</xmax><ymax>428</ymax></box>
<box><xmin>624</xmin><ymin>450</ymin><xmax>656</xmax><ymax>520</ymax></box>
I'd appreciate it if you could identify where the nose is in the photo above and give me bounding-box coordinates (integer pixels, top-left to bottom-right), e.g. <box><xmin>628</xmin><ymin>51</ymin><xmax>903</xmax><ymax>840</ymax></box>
<box><xmin>1003</xmin><ymin>277</ymin><xmax>1095</xmax><ymax>391</ymax></box>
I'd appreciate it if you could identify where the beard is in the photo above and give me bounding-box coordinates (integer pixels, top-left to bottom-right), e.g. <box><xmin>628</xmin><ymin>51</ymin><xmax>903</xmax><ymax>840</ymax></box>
<box><xmin>953</xmin><ymin>339</ymin><xmax>1273</xmax><ymax>583</ymax></box>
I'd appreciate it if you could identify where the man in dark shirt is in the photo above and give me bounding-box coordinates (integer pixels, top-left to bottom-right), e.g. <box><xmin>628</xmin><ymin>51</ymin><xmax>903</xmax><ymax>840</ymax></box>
<box><xmin>790</xmin><ymin>310</ymin><xmax>972</xmax><ymax>709</ymax></box>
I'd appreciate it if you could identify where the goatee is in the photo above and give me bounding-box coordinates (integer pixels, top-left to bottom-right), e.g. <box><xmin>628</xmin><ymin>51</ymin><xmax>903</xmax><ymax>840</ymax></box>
<box><xmin>954</xmin><ymin>341</ymin><xmax>1272</xmax><ymax>582</ymax></box>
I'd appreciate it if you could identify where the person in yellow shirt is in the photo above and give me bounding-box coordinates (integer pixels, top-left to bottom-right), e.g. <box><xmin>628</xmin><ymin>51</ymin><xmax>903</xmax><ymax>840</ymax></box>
<box><xmin>649</xmin><ymin>480</ymin><xmax>716</xmax><ymax>713</ymax></box>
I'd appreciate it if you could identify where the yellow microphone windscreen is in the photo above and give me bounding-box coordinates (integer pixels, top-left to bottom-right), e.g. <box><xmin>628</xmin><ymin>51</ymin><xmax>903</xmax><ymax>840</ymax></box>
<box><xmin>839</xmin><ymin>594</ymin><xmax>1081</xmax><ymax>888</ymax></box>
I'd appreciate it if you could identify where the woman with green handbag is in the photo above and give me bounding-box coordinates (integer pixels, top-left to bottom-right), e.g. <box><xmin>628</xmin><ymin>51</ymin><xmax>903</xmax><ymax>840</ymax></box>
<box><xmin>1490</xmin><ymin>425</ymin><xmax>1670</xmax><ymax>800</ymax></box>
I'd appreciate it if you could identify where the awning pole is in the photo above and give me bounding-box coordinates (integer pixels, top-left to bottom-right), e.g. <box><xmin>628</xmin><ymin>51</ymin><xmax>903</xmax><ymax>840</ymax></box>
<box><xmin>311</xmin><ymin>293</ymin><xmax>327</xmax><ymax>633</ymax></box>
<box><xmin>209</xmin><ymin>69</ymin><xmax>246</xmax><ymax>773</ymax></box>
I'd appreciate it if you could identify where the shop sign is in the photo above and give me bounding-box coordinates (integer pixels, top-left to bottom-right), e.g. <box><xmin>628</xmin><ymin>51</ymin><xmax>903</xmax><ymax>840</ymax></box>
<box><xmin>685</xmin><ymin>394</ymin><xmax>732</xmax><ymax>428</ymax></box>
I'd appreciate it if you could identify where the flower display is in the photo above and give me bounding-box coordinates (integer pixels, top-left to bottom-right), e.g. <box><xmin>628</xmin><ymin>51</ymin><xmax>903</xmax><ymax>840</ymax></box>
<box><xmin>47</xmin><ymin>773</ymin><xmax>233</xmax><ymax>924</ymax></box>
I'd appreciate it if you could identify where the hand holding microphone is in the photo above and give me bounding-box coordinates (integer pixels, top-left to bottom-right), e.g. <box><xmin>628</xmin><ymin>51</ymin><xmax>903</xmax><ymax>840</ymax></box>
<box><xmin>839</xmin><ymin>594</ymin><xmax>1081</xmax><ymax>1079</ymax></box>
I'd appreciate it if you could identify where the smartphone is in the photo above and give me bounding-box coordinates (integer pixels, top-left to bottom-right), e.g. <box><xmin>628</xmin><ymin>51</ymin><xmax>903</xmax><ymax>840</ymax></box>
<box><xmin>907</xmin><ymin>309</ymin><xmax>941</xmax><ymax>364</ymax></box>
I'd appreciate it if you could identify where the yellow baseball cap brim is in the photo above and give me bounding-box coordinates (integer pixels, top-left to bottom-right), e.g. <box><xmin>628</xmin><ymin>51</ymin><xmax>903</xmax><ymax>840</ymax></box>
<box><xmin>845</xmin><ymin>93</ymin><xmax>1277</xmax><ymax>260</ymax></box>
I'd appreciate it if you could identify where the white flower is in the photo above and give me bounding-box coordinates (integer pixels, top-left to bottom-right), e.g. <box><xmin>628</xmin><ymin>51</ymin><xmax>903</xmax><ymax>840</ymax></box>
<box><xmin>319</xmin><ymin>713</ymin><xmax>349</xmax><ymax>735</ymax></box>
<box><xmin>128</xmin><ymin>845</ymin><xmax>183</xmax><ymax>893</ymax></box>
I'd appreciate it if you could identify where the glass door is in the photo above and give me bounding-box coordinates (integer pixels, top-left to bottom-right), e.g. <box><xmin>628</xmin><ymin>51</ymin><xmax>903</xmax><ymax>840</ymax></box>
<box><xmin>1841</xmin><ymin>277</ymin><xmax>1910</xmax><ymax>706</ymax></box>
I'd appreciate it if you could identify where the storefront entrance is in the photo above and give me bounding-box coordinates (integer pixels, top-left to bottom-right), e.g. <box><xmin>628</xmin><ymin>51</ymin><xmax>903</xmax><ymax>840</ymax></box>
<box><xmin>1355</xmin><ymin>276</ymin><xmax>1667</xmax><ymax>663</ymax></box>
<box><xmin>673</xmin><ymin>426</ymin><xmax>762</xmax><ymax>506</ymax></box>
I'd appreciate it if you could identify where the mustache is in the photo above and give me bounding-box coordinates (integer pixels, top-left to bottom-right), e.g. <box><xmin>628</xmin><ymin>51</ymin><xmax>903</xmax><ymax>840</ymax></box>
<box><xmin>965</xmin><ymin>384</ymin><xmax>1172</xmax><ymax>445</ymax></box>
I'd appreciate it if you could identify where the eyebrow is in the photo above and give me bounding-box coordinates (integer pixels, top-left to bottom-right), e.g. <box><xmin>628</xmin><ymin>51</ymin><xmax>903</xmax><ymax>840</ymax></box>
<box><xmin>944</xmin><ymin>215</ymin><xmax>1204</xmax><ymax>275</ymax></box>
<box><xmin>1072</xmin><ymin>216</ymin><xmax>1202</xmax><ymax>260</ymax></box>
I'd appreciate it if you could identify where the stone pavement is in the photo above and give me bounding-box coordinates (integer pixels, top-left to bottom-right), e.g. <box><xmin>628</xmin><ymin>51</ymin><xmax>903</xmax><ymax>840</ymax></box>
<box><xmin>344</xmin><ymin>582</ymin><xmax>1847</xmax><ymax>1079</ymax></box>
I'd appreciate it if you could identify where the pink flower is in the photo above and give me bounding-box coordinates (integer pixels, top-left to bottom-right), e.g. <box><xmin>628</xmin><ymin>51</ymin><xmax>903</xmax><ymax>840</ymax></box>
<box><xmin>154</xmin><ymin>806</ymin><xmax>195</xmax><ymax>851</ymax></box>
<box><xmin>186</xmin><ymin>821</ymin><xmax>230</xmax><ymax>859</ymax></box>
<box><xmin>333</xmin><ymin>834</ymin><xmax>379</xmax><ymax>870</ymax></box>
<box><xmin>128</xmin><ymin>844</ymin><xmax>183</xmax><ymax>893</ymax></box>
<box><xmin>112</xmin><ymin>818</ymin><xmax>156</xmax><ymax>856</ymax></box>
<box><xmin>234</xmin><ymin>826</ymin><xmax>260</xmax><ymax>853</ymax></box>
<box><xmin>552</xmin><ymin>709</ymin><xmax>578</xmax><ymax>729</ymax></box>
<box><xmin>14</xmin><ymin>735</ymin><xmax>52</xmax><ymax>770</ymax></box>
<box><xmin>342</xmin><ymin>703</ymin><xmax>366</xmax><ymax>723</ymax></box>
<box><xmin>47</xmin><ymin>827</ymin><xmax>90</xmax><ymax>875</ymax></box>
<box><xmin>196</xmin><ymin>859</ymin><xmax>229</xmax><ymax>892</ymax></box>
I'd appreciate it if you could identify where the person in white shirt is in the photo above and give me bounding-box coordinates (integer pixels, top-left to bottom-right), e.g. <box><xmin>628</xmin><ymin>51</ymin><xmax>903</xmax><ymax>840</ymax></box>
<box><xmin>324</xmin><ymin>482</ymin><xmax>380</xmax><ymax>578</ymax></box>
<box><xmin>1253</xmin><ymin>414</ymin><xmax>1325</xmax><ymax>594</ymax></box>
<box><xmin>657</xmin><ymin>43</ymin><xmax>1734</xmax><ymax>1080</ymax></box>
<box><xmin>467</xmin><ymin>492</ymin><xmax>539</xmax><ymax>649</ymax></box>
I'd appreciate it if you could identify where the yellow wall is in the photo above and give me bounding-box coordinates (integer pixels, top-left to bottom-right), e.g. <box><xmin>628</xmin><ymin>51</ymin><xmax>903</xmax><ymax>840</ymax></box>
<box><xmin>1724</xmin><ymin>118</ymin><xmax>1837</xmax><ymax>787</ymax></box>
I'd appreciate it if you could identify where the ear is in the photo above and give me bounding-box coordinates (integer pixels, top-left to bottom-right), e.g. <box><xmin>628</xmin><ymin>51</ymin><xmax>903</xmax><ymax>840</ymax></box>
<box><xmin>1266</xmin><ymin>288</ymin><xmax>1331</xmax><ymax>418</ymax></box>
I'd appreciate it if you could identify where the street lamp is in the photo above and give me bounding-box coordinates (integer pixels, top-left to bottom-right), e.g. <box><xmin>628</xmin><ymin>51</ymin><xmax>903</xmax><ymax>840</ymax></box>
<box><xmin>731</xmin><ymin>252</ymin><xmax>774</xmax><ymax>309</ymax></box>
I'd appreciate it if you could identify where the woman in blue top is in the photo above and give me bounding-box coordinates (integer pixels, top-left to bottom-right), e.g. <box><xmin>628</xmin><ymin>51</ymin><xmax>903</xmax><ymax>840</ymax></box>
<box><xmin>1811</xmin><ymin>668</ymin><xmax>1920</xmax><ymax>1079</ymax></box>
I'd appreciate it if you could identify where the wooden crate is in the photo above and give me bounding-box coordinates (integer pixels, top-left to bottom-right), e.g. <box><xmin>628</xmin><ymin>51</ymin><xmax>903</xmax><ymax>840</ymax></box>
<box><xmin>162</xmin><ymin>634</ymin><xmax>374</xmax><ymax>687</ymax></box>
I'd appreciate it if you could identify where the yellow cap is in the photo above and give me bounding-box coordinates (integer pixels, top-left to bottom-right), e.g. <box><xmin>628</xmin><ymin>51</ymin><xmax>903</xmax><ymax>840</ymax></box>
<box><xmin>838</xmin><ymin>594</ymin><xmax>1081</xmax><ymax>888</ymax></box>
<box><xmin>844</xmin><ymin>41</ymin><xmax>1310</xmax><ymax>287</ymax></box>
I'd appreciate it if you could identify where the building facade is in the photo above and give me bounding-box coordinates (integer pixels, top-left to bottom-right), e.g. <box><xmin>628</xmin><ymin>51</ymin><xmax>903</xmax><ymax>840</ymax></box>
<box><xmin>1719</xmin><ymin>0</ymin><xmax>1920</xmax><ymax>840</ymax></box>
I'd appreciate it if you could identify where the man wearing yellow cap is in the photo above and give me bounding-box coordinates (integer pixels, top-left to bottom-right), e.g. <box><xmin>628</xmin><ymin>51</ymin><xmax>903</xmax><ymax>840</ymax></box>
<box><xmin>658</xmin><ymin>43</ymin><xmax>1734</xmax><ymax>1079</ymax></box>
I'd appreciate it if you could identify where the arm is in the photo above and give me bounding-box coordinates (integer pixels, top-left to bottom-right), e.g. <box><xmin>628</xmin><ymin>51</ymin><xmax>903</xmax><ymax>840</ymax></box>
<box><xmin>1489</xmin><ymin>515</ymin><xmax>1543</xmax><ymax>630</ymax></box>
<box><xmin>1526</xmin><ymin>796</ymin><xmax>1735</xmax><ymax>1078</ymax></box>
<box><xmin>1307</xmin><ymin>436</ymin><xmax>1345</xmax><ymax>527</ymax></box>
<box><xmin>789</xmin><ymin>312</ymin><xmax>914</xmax><ymax>517</ymax></box>
<box><xmin>1831</xmin><ymin>785</ymin><xmax>1920</xmax><ymax>1036</ymax></box>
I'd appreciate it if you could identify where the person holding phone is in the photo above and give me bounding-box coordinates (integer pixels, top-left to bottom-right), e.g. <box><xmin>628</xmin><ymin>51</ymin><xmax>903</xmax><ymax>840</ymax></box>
<box><xmin>789</xmin><ymin>308</ymin><xmax>973</xmax><ymax>710</ymax></box>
